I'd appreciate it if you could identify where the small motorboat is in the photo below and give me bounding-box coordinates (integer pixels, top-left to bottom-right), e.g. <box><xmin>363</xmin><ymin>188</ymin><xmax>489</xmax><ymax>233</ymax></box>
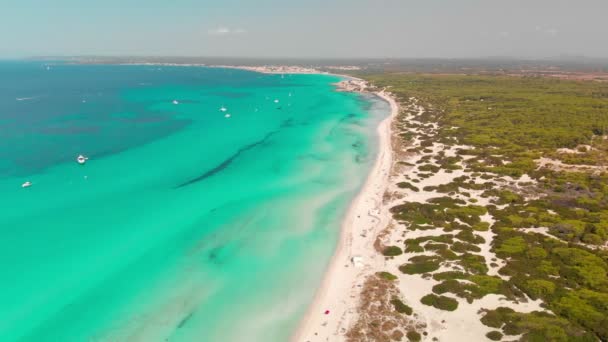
<box><xmin>274</xmin><ymin>99</ymin><xmax>279</xmax><ymax>103</ymax></box>
<box><xmin>220</xmin><ymin>106</ymin><xmax>227</xmax><ymax>112</ymax></box>
<box><xmin>225</xmin><ymin>113</ymin><xmax>231</xmax><ymax>118</ymax></box>
<box><xmin>77</xmin><ymin>155</ymin><xmax>88</xmax><ymax>165</ymax></box>
<box><xmin>172</xmin><ymin>100</ymin><xmax>179</xmax><ymax>105</ymax></box>
<box><xmin>22</xmin><ymin>181</ymin><xmax>32</xmax><ymax>188</ymax></box>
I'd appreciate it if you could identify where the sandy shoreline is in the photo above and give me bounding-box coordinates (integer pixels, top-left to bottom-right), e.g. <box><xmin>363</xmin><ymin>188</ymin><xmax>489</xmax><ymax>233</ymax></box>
<box><xmin>121</xmin><ymin>63</ymin><xmax>518</xmax><ymax>340</ymax></box>
<box><xmin>291</xmin><ymin>81</ymin><xmax>545</xmax><ymax>341</ymax></box>
<box><xmin>22</xmin><ymin>62</ymin><xmax>571</xmax><ymax>340</ymax></box>
<box><xmin>197</xmin><ymin>64</ymin><xmax>397</xmax><ymax>340</ymax></box>
<box><xmin>208</xmin><ymin>64</ymin><xmax>399</xmax><ymax>340</ymax></box>
<box><xmin>290</xmin><ymin>89</ymin><xmax>398</xmax><ymax>342</ymax></box>
<box><xmin>230</xmin><ymin>66</ymin><xmax>588</xmax><ymax>341</ymax></box>
<box><xmin>213</xmin><ymin>64</ymin><xmax>397</xmax><ymax>341</ymax></box>
<box><xmin>113</xmin><ymin>61</ymin><xmax>398</xmax><ymax>340</ymax></box>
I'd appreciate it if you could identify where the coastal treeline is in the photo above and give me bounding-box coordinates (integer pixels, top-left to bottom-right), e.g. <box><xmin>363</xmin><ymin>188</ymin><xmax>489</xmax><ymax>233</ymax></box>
<box><xmin>363</xmin><ymin>74</ymin><xmax>608</xmax><ymax>341</ymax></box>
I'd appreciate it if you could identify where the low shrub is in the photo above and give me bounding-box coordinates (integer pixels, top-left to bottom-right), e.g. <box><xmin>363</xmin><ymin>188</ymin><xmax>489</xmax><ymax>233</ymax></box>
<box><xmin>420</xmin><ymin>294</ymin><xmax>458</xmax><ymax>311</ymax></box>
<box><xmin>390</xmin><ymin>298</ymin><xmax>413</xmax><ymax>315</ymax></box>
<box><xmin>382</xmin><ymin>246</ymin><xmax>403</xmax><ymax>256</ymax></box>
<box><xmin>376</xmin><ymin>271</ymin><xmax>398</xmax><ymax>281</ymax></box>
<box><xmin>399</xmin><ymin>256</ymin><xmax>441</xmax><ymax>274</ymax></box>
<box><xmin>486</xmin><ymin>331</ymin><xmax>503</xmax><ymax>341</ymax></box>
<box><xmin>406</xmin><ymin>330</ymin><xmax>421</xmax><ymax>341</ymax></box>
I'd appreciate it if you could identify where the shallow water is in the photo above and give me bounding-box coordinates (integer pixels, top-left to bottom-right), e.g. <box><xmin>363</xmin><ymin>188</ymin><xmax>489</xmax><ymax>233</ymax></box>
<box><xmin>0</xmin><ymin>62</ymin><xmax>388</xmax><ymax>341</ymax></box>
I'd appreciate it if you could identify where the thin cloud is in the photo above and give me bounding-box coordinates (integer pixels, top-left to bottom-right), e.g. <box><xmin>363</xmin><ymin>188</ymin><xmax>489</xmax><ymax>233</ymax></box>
<box><xmin>207</xmin><ymin>27</ymin><xmax>247</xmax><ymax>36</ymax></box>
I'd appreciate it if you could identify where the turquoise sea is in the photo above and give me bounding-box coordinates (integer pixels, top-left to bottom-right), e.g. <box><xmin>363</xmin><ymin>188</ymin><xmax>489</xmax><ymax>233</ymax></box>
<box><xmin>0</xmin><ymin>62</ymin><xmax>388</xmax><ymax>341</ymax></box>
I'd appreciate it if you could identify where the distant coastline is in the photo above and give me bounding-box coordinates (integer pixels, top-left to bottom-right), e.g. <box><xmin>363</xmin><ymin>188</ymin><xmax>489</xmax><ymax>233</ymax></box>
<box><xmin>64</xmin><ymin>59</ymin><xmax>364</xmax><ymax>76</ymax></box>
<box><xmin>59</xmin><ymin>56</ymin><xmax>608</xmax><ymax>82</ymax></box>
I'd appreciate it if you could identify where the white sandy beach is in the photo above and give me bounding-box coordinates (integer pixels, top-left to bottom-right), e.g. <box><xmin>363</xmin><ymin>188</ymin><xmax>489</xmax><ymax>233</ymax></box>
<box><xmin>292</xmin><ymin>92</ymin><xmax>548</xmax><ymax>342</ymax></box>
<box><xmin>179</xmin><ymin>64</ymin><xmax>548</xmax><ymax>341</ymax></box>
<box><xmin>291</xmin><ymin>90</ymin><xmax>399</xmax><ymax>342</ymax></box>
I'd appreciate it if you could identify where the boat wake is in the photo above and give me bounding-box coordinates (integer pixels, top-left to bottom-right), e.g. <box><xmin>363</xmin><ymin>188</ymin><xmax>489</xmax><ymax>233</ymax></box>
<box><xmin>16</xmin><ymin>96</ymin><xmax>37</xmax><ymax>101</ymax></box>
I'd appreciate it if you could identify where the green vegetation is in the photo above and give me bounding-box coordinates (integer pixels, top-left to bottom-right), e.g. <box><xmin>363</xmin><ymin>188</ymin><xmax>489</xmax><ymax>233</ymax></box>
<box><xmin>491</xmin><ymin>221</ymin><xmax>608</xmax><ymax>339</ymax></box>
<box><xmin>376</xmin><ymin>271</ymin><xmax>398</xmax><ymax>281</ymax></box>
<box><xmin>397</xmin><ymin>181</ymin><xmax>420</xmax><ymax>192</ymax></box>
<box><xmin>485</xmin><ymin>331</ymin><xmax>503</xmax><ymax>341</ymax></box>
<box><xmin>404</xmin><ymin>239</ymin><xmax>425</xmax><ymax>253</ymax></box>
<box><xmin>431</xmin><ymin>274</ymin><xmax>513</xmax><ymax>303</ymax></box>
<box><xmin>418</xmin><ymin>163</ymin><xmax>440</xmax><ymax>173</ymax></box>
<box><xmin>363</xmin><ymin>73</ymin><xmax>608</xmax><ymax>340</ymax></box>
<box><xmin>450</xmin><ymin>241</ymin><xmax>481</xmax><ymax>253</ymax></box>
<box><xmin>365</xmin><ymin>74</ymin><xmax>608</xmax><ymax>175</ymax></box>
<box><xmin>382</xmin><ymin>245</ymin><xmax>403</xmax><ymax>256</ymax></box>
<box><xmin>406</xmin><ymin>330</ymin><xmax>422</xmax><ymax>341</ymax></box>
<box><xmin>480</xmin><ymin>307</ymin><xmax>595</xmax><ymax>341</ymax></box>
<box><xmin>420</xmin><ymin>294</ymin><xmax>459</xmax><ymax>311</ymax></box>
<box><xmin>390</xmin><ymin>298</ymin><xmax>413</xmax><ymax>315</ymax></box>
<box><xmin>495</xmin><ymin>236</ymin><xmax>526</xmax><ymax>254</ymax></box>
<box><xmin>399</xmin><ymin>256</ymin><xmax>441</xmax><ymax>274</ymax></box>
<box><xmin>391</xmin><ymin>197</ymin><xmax>485</xmax><ymax>231</ymax></box>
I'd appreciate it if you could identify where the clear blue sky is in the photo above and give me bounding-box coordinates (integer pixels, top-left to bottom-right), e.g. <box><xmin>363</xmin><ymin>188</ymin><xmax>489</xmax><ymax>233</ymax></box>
<box><xmin>1</xmin><ymin>0</ymin><xmax>607</xmax><ymax>58</ymax></box>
